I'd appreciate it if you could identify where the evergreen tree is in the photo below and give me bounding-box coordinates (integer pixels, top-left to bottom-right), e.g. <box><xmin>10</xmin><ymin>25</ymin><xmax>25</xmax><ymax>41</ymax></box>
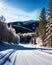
<box><xmin>38</xmin><ymin>8</ymin><xmax>46</xmax><ymax>41</ymax></box>
<box><xmin>48</xmin><ymin>0</ymin><xmax>52</xmax><ymax>47</ymax></box>
<box><xmin>48</xmin><ymin>0</ymin><xmax>52</xmax><ymax>21</ymax></box>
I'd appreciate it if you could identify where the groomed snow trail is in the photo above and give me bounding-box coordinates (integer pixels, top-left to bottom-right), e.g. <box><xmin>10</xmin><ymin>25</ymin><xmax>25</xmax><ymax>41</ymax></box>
<box><xmin>0</xmin><ymin>43</ymin><xmax>52</xmax><ymax>65</ymax></box>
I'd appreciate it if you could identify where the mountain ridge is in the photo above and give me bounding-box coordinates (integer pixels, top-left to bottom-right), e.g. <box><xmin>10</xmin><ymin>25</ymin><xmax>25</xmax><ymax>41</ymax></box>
<box><xmin>8</xmin><ymin>20</ymin><xmax>39</xmax><ymax>33</ymax></box>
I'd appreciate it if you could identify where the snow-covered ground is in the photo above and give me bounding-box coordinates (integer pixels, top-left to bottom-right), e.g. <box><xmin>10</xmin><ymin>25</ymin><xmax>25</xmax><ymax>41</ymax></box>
<box><xmin>0</xmin><ymin>42</ymin><xmax>52</xmax><ymax>65</ymax></box>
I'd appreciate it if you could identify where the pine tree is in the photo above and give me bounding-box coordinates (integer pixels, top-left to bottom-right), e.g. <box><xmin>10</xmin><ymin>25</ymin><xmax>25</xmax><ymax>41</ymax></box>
<box><xmin>38</xmin><ymin>8</ymin><xmax>46</xmax><ymax>41</ymax></box>
<box><xmin>48</xmin><ymin>0</ymin><xmax>52</xmax><ymax>21</ymax></box>
<box><xmin>48</xmin><ymin>0</ymin><xmax>52</xmax><ymax>47</ymax></box>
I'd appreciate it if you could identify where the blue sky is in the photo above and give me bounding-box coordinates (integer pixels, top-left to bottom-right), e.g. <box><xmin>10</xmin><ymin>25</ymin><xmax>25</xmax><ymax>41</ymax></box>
<box><xmin>0</xmin><ymin>0</ymin><xmax>49</xmax><ymax>22</ymax></box>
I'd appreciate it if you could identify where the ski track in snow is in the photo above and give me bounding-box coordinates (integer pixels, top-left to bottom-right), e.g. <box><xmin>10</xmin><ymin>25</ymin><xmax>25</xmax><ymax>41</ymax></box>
<box><xmin>0</xmin><ymin>43</ymin><xmax>52</xmax><ymax>65</ymax></box>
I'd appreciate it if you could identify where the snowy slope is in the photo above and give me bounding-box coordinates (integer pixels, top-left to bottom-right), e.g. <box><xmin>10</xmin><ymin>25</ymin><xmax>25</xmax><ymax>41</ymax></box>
<box><xmin>0</xmin><ymin>42</ymin><xmax>52</xmax><ymax>65</ymax></box>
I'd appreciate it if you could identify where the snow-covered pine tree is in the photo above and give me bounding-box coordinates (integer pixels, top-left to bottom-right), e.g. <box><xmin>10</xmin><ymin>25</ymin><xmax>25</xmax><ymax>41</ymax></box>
<box><xmin>48</xmin><ymin>0</ymin><xmax>52</xmax><ymax>47</ymax></box>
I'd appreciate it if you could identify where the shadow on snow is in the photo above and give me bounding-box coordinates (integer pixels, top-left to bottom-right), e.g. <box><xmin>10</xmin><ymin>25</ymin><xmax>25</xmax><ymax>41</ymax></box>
<box><xmin>0</xmin><ymin>42</ymin><xmax>52</xmax><ymax>51</ymax></box>
<box><xmin>0</xmin><ymin>42</ymin><xmax>52</xmax><ymax>65</ymax></box>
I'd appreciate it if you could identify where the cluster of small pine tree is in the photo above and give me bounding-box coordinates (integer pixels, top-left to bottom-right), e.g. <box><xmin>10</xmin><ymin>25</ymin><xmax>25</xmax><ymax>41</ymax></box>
<box><xmin>36</xmin><ymin>0</ymin><xmax>52</xmax><ymax>47</ymax></box>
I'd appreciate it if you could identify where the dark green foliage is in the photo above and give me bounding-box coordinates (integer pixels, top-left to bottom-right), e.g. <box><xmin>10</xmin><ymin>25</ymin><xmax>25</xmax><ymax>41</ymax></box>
<box><xmin>38</xmin><ymin>8</ymin><xmax>46</xmax><ymax>41</ymax></box>
<box><xmin>48</xmin><ymin>0</ymin><xmax>52</xmax><ymax>21</ymax></box>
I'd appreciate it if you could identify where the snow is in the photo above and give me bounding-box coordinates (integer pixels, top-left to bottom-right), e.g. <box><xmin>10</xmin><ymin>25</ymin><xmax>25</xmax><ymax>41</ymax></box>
<box><xmin>32</xmin><ymin>44</ymin><xmax>52</xmax><ymax>55</ymax></box>
<box><xmin>0</xmin><ymin>42</ymin><xmax>52</xmax><ymax>65</ymax></box>
<box><xmin>36</xmin><ymin>37</ymin><xmax>43</xmax><ymax>45</ymax></box>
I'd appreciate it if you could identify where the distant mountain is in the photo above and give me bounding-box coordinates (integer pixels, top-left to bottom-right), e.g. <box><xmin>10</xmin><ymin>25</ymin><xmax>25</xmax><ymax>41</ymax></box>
<box><xmin>8</xmin><ymin>20</ymin><xmax>39</xmax><ymax>33</ymax></box>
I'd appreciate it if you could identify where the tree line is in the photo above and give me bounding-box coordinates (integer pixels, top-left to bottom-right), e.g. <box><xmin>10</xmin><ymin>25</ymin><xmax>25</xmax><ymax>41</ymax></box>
<box><xmin>36</xmin><ymin>0</ymin><xmax>52</xmax><ymax>44</ymax></box>
<box><xmin>0</xmin><ymin>20</ymin><xmax>20</xmax><ymax>44</ymax></box>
